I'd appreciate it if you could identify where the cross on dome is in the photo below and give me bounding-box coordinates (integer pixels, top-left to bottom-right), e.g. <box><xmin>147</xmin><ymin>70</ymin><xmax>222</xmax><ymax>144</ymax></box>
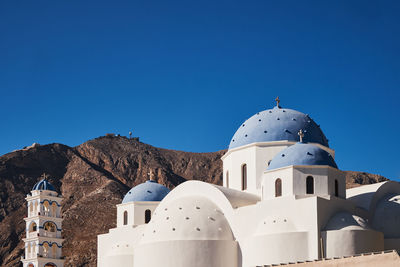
<box><xmin>148</xmin><ymin>170</ymin><xmax>156</xmax><ymax>181</ymax></box>
<box><xmin>41</xmin><ymin>173</ymin><xmax>50</xmax><ymax>180</ymax></box>
<box><xmin>298</xmin><ymin>129</ymin><xmax>305</xmax><ymax>143</ymax></box>
<box><xmin>275</xmin><ymin>96</ymin><xmax>280</xmax><ymax>107</ymax></box>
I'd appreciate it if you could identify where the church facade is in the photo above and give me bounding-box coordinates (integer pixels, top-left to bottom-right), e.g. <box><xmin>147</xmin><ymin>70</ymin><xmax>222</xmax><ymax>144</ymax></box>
<box><xmin>98</xmin><ymin>99</ymin><xmax>400</xmax><ymax>267</ymax></box>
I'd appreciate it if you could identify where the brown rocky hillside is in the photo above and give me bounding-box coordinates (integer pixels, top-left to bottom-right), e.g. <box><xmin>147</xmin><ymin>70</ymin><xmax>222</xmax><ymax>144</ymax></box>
<box><xmin>0</xmin><ymin>136</ymin><xmax>390</xmax><ymax>266</ymax></box>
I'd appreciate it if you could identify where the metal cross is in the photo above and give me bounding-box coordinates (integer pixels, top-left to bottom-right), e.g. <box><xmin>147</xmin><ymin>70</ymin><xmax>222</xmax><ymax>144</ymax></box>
<box><xmin>275</xmin><ymin>96</ymin><xmax>280</xmax><ymax>107</ymax></box>
<box><xmin>298</xmin><ymin>129</ymin><xmax>304</xmax><ymax>143</ymax></box>
<box><xmin>148</xmin><ymin>170</ymin><xmax>155</xmax><ymax>181</ymax></box>
<box><xmin>41</xmin><ymin>173</ymin><xmax>49</xmax><ymax>180</ymax></box>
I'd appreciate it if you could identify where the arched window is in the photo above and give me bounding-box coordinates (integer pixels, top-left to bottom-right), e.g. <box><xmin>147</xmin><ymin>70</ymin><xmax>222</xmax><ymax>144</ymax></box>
<box><xmin>306</xmin><ymin>176</ymin><xmax>314</xmax><ymax>194</ymax></box>
<box><xmin>28</xmin><ymin>264</ymin><xmax>34</xmax><ymax>267</ymax></box>
<box><xmin>275</xmin><ymin>178</ymin><xmax>282</xmax><ymax>197</ymax></box>
<box><xmin>335</xmin><ymin>179</ymin><xmax>339</xmax><ymax>197</ymax></box>
<box><xmin>44</xmin><ymin>222</ymin><xmax>56</xmax><ymax>232</ymax></box>
<box><xmin>29</xmin><ymin>222</ymin><xmax>37</xmax><ymax>232</ymax></box>
<box><xmin>226</xmin><ymin>171</ymin><xmax>229</xmax><ymax>188</ymax></box>
<box><xmin>52</xmin><ymin>243</ymin><xmax>57</xmax><ymax>258</ymax></box>
<box><xmin>43</xmin><ymin>201</ymin><xmax>50</xmax><ymax>216</ymax></box>
<box><xmin>44</xmin><ymin>263</ymin><xmax>57</xmax><ymax>267</ymax></box>
<box><xmin>43</xmin><ymin>243</ymin><xmax>49</xmax><ymax>257</ymax></box>
<box><xmin>123</xmin><ymin>211</ymin><xmax>128</xmax><ymax>225</ymax></box>
<box><xmin>145</xmin><ymin>209</ymin><xmax>151</xmax><ymax>224</ymax></box>
<box><xmin>241</xmin><ymin>164</ymin><xmax>247</xmax><ymax>190</ymax></box>
<box><xmin>51</xmin><ymin>202</ymin><xmax>57</xmax><ymax>217</ymax></box>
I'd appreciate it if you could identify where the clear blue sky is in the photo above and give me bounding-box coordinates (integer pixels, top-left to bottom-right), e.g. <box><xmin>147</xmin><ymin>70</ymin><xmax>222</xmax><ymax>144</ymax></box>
<box><xmin>0</xmin><ymin>0</ymin><xmax>399</xmax><ymax>181</ymax></box>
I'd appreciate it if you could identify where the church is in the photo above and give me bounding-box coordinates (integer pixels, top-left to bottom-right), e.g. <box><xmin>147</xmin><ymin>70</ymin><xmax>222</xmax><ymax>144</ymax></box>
<box><xmin>97</xmin><ymin>98</ymin><xmax>400</xmax><ymax>266</ymax></box>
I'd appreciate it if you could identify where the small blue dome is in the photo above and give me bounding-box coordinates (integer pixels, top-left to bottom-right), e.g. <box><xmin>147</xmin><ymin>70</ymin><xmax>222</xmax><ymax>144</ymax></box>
<box><xmin>267</xmin><ymin>142</ymin><xmax>337</xmax><ymax>170</ymax></box>
<box><xmin>122</xmin><ymin>180</ymin><xmax>170</xmax><ymax>203</ymax></box>
<box><xmin>229</xmin><ymin>106</ymin><xmax>329</xmax><ymax>149</ymax></box>
<box><xmin>32</xmin><ymin>179</ymin><xmax>56</xmax><ymax>191</ymax></box>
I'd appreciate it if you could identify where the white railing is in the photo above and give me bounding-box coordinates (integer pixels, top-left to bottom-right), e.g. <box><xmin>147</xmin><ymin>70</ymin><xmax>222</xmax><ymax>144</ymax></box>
<box><xmin>27</xmin><ymin>231</ymin><xmax>38</xmax><ymax>238</ymax></box>
<box><xmin>43</xmin><ymin>231</ymin><xmax>56</xmax><ymax>238</ymax></box>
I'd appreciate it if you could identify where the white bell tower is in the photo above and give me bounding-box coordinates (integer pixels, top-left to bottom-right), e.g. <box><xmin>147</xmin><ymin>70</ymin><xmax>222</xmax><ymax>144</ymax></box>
<box><xmin>21</xmin><ymin>174</ymin><xmax>65</xmax><ymax>267</ymax></box>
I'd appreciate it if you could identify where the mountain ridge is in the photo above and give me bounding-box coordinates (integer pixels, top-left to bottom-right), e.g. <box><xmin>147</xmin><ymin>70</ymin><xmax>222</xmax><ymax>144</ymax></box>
<box><xmin>0</xmin><ymin>136</ymin><xmax>389</xmax><ymax>266</ymax></box>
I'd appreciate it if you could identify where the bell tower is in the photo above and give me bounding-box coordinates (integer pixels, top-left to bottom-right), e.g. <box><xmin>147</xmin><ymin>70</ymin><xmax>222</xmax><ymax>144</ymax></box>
<box><xmin>21</xmin><ymin>174</ymin><xmax>65</xmax><ymax>267</ymax></box>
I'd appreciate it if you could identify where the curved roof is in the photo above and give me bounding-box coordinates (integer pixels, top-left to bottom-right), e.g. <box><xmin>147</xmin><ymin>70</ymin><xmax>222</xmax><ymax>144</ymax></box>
<box><xmin>229</xmin><ymin>106</ymin><xmax>329</xmax><ymax>150</ymax></box>
<box><xmin>140</xmin><ymin>196</ymin><xmax>234</xmax><ymax>244</ymax></box>
<box><xmin>32</xmin><ymin>179</ymin><xmax>56</xmax><ymax>191</ymax></box>
<box><xmin>324</xmin><ymin>212</ymin><xmax>369</xmax><ymax>231</ymax></box>
<box><xmin>372</xmin><ymin>194</ymin><xmax>400</xmax><ymax>238</ymax></box>
<box><xmin>267</xmin><ymin>142</ymin><xmax>337</xmax><ymax>170</ymax></box>
<box><xmin>122</xmin><ymin>180</ymin><xmax>170</xmax><ymax>203</ymax></box>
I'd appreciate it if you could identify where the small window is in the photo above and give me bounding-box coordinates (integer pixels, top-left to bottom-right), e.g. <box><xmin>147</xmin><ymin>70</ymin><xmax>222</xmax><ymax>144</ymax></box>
<box><xmin>145</xmin><ymin>209</ymin><xmax>151</xmax><ymax>224</ymax></box>
<box><xmin>44</xmin><ymin>222</ymin><xmax>56</xmax><ymax>232</ymax></box>
<box><xmin>29</xmin><ymin>222</ymin><xmax>37</xmax><ymax>232</ymax></box>
<box><xmin>226</xmin><ymin>171</ymin><xmax>229</xmax><ymax>188</ymax></box>
<box><xmin>123</xmin><ymin>211</ymin><xmax>128</xmax><ymax>225</ymax></box>
<box><xmin>241</xmin><ymin>164</ymin><xmax>247</xmax><ymax>190</ymax></box>
<box><xmin>335</xmin><ymin>179</ymin><xmax>339</xmax><ymax>197</ymax></box>
<box><xmin>306</xmin><ymin>176</ymin><xmax>314</xmax><ymax>194</ymax></box>
<box><xmin>275</xmin><ymin>178</ymin><xmax>282</xmax><ymax>197</ymax></box>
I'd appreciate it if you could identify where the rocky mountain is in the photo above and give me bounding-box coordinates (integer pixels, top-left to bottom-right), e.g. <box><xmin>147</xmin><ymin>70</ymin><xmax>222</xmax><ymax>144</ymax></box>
<box><xmin>0</xmin><ymin>136</ymin><xmax>390</xmax><ymax>266</ymax></box>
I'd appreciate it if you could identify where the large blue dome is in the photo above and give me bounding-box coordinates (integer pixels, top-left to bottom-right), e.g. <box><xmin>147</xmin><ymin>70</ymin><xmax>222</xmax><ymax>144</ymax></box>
<box><xmin>229</xmin><ymin>106</ymin><xmax>329</xmax><ymax>149</ymax></box>
<box><xmin>122</xmin><ymin>180</ymin><xmax>170</xmax><ymax>203</ymax></box>
<box><xmin>267</xmin><ymin>142</ymin><xmax>337</xmax><ymax>170</ymax></box>
<box><xmin>32</xmin><ymin>179</ymin><xmax>56</xmax><ymax>191</ymax></box>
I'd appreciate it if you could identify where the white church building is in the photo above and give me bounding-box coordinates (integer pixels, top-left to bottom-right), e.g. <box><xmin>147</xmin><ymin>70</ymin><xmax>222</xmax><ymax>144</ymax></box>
<box><xmin>98</xmin><ymin>99</ymin><xmax>400</xmax><ymax>267</ymax></box>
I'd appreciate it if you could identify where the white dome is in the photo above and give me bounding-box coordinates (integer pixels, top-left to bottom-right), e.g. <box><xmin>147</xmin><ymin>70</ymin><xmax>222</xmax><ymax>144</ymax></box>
<box><xmin>255</xmin><ymin>216</ymin><xmax>297</xmax><ymax>235</ymax></box>
<box><xmin>324</xmin><ymin>212</ymin><xmax>369</xmax><ymax>231</ymax></box>
<box><xmin>372</xmin><ymin>194</ymin><xmax>400</xmax><ymax>238</ymax></box>
<box><xmin>140</xmin><ymin>196</ymin><xmax>234</xmax><ymax>243</ymax></box>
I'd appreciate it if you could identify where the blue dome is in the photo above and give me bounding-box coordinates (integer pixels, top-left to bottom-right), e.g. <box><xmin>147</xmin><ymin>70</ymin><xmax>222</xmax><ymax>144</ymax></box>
<box><xmin>267</xmin><ymin>142</ymin><xmax>337</xmax><ymax>170</ymax></box>
<box><xmin>229</xmin><ymin>106</ymin><xmax>329</xmax><ymax>149</ymax></box>
<box><xmin>122</xmin><ymin>180</ymin><xmax>170</xmax><ymax>203</ymax></box>
<box><xmin>32</xmin><ymin>179</ymin><xmax>56</xmax><ymax>191</ymax></box>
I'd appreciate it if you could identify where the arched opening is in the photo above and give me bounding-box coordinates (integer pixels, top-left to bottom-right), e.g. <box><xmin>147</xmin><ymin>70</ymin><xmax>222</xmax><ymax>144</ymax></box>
<box><xmin>27</xmin><ymin>242</ymin><xmax>31</xmax><ymax>254</ymax></box>
<box><xmin>29</xmin><ymin>222</ymin><xmax>37</xmax><ymax>232</ymax></box>
<box><xmin>226</xmin><ymin>170</ymin><xmax>229</xmax><ymax>188</ymax></box>
<box><xmin>44</xmin><ymin>221</ymin><xmax>57</xmax><ymax>237</ymax></box>
<box><xmin>145</xmin><ymin>209</ymin><xmax>151</xmax><ymax>224</ymax></box>
<box><xmin>123</xmin><ymin>211</ymin><xmax>128</xmax><ymax>225</ymax></box>
<box><xmin>275</xmin><ymin>178</ymin><xmax>282</xmax><ymax>197</ymax></box>
<box><xmin>43</xmin><ymin>201</ymin><xmax>50</xmax><ymax>216</ymax></box>
<box><xmin>28</xmin><ymin>264</ymin><xmax>34</xmax><ymax>267</ymax></box>
<box><xmin>44</xmin><ymin>263</ymin><xmax>57</xmax><ymax>267</ymax></box>
<box><xmin>241</xmin><ymin>164</ymin><xmax>247</xmax><ymax>190</ymax></box>
<box><xmin>306</xmin><ymin>176</ymin><xmax>314</xmax><ymax>194</ymax></box>
<box><xmin>44</xmin><ymin>222</ymin><xmax>56</xmax><ymax>232</ymax></box>
<box><xmin>30</xmin><ymin>203</ymin><xmax>33</xmax><ymax>214</ymax></box>
<box><xmin>51</xmin><ymin>202</ymin><xmax>57</xmax><ymax>217</ymax></box>
<box><xmin>52</xmin><ymin>243</ymin><xmax>57</xmax><ymax>258</ymax></box>
<box><xmin>335</xmin><ymin>179</ymin><xmax>339</xmax><ymax>197</ymax></box>
<box><xmin>34</xmin><ymin>201</ymin><xmax>38</xmax><ymax>214</ymax></box>
<box><xmin>43</xmin><ymin>243</ymin><xmax>50</xmax><ymax>257</ymax></box>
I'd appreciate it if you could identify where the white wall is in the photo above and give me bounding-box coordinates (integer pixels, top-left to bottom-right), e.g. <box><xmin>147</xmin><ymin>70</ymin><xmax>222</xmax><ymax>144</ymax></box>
<box><xmin>222</xmin><ymin>141</ymin><xmax>292</xmax><ymax>194</ymax></box>
<box><xmin>323</xmin><ymin>229</ymin><xmax>384</xmax><ymax>258</ymax></box>
<box><xmin>134</xmin><ymin>240</ymin><xmax>238</xmax><ymax>267</ymax></box>
<box><xmin>116</xmin><ymin>201</ymin><xmax>159</xmax><ymax>227</ymax></box>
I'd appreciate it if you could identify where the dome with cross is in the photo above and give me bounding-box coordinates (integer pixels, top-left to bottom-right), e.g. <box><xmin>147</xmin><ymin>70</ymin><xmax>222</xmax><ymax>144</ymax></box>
<box><xmin>228</xmin><ymin>97</ymin><xmax>329</xmax><ymax>150</ymax></box>
<box><xmin>267</xmin><ymin>142</ymin><xmax>337</xmax><ymax>170</ymax></box>
<box><xmin>122</xmin><ymin>180</ymin><xmax>170</xmax><ymax>203</ymax></box>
